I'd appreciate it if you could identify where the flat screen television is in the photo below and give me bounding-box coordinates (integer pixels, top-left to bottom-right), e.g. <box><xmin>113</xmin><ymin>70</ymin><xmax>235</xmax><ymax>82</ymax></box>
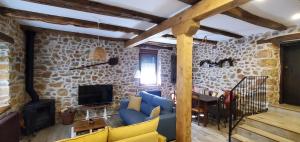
<box><xmin>78</xmin><ymin>85</ymin><xmax>113</xmax><ymax>105</ymax></box>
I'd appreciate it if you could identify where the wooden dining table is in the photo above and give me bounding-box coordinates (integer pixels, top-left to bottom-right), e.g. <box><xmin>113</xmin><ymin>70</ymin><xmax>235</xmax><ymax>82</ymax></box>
<box><xmin>193</xmin><ymin>92</ymin><xmax>218</xmax><ymax>127</ymax></box>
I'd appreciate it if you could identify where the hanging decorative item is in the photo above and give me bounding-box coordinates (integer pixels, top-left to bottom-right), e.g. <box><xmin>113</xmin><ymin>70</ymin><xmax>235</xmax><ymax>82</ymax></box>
<box><xmin>199</xmin><ymin>58</ymin><xmax>235</xmax><ymax>68</ymax></box>
<box><xmin>89</xmin><ymin>19</ymin><xmax>107</xmax><ymax>61</ymax></box>
<box><xmin>70</xmin><ymin>57</ymin><xmax>119</xmax><ymax>70</ymax></box>
<box><xmin>89</xmin><ymin>47</ymin><xmax>107</xmax><ymax>61</ymax></box>
<box><xmin>70</xmin><ymin>18</ymin><xmax>119</xmax><ymax>70</ymax></box>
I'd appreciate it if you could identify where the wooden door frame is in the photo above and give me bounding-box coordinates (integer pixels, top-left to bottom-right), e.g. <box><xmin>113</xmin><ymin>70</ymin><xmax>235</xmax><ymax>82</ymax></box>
<box><xmin>279</xmin><ymin>40</ymin><xmax>300</xmax><ymax>104</ymax></box>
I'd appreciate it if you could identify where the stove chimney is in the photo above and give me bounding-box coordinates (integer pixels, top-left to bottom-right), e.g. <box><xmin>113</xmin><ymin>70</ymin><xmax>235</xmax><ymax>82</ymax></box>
<box><xmin>25</xmin><ymin>30</ymin><xmax>39</xmax><ymax>102</ymax></box>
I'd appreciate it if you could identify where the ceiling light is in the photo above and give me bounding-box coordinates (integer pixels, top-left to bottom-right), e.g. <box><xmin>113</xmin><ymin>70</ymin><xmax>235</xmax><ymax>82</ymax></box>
<box><xmin>291</xmin><ymin>13</ymin><xmax>300</xmax><ymax>20</ymax></box>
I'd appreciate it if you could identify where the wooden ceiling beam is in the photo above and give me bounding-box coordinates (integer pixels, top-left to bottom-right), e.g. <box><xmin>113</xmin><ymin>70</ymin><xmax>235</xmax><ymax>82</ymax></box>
<box><xmin>257</xmin><ymin>33</ymin><xmax>300</xmax><ymax>44</ymax></box>
<box><xmin>0</xmin><ymin>32</ymin><xmax>14</xmax><ymax>44</ymax></box>
<box><xmin>24</xmin><ymin>0</ymin><xmax>166</xmax><ymax>24</ymax></box>
<box><xmin>179</xmin><ymin>1</ymin><xmax>245</xmax><ymax>38</ymax></box>
<box><xmin>139</xmin><ymin>42</ymin><xmax>175</xmax><ymax>50</ymax></box>
<box><xmin>125</xmin><ymin>0</ymin><xmax>249</xmax><ymax>47</ymax></box>
<box><xmin>180</xmin><ymin>0</ymin><xmax>287</xmax><ymax>31</ymax></box>
<box><xmin>0</xmin><ymin>7</ymin><xmax>144</xmax><ymax>34</ymax></box>
<box><xmin>223</xmin><ymin>7</ymin><xmax>287</xmax><ymax>31</ymax></box>
<box><xmin>200</xmin><ymin>25</ymin><xmax>243</xmax><ymax>38</ymax></box>
<box><xmin>21</xmin><ymin>25</ymin><xmax>127</xmax><ymax>41</ymax></box>
<box><xmin>162</xmin><ymin>34</ymin><xmax>218</xmax><ymax>44</ymax></box>
<box><xmin>178</xmin><ymin>0</ymin><xmax>202</xmax><ymax>5</ymax></box>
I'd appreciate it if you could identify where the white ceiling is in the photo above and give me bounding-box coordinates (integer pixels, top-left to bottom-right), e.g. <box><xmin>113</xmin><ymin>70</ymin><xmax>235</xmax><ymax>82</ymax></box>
<box><xmin>241</xmin><ymin>0</ymin><xmax>300</xmax><ymax>26</ymax></box>
<box><xmin>91</xmin><ymin>0</ymin><xmax>190</xmax><ymax>18</ymax></box>
<box><xmin>0</xmin><ymin>0</ymin><xmax>299</xmax><ymax>44</ymax></box>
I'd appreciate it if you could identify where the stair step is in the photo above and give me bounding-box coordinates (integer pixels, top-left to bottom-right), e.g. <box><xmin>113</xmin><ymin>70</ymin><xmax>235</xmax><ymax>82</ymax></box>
<box><xmin>269</xmin><ymin>104</ymin><xmax>300</xmax><ymax>118</ymax></box>
<box><xmin>232</xmin><ymin>134</ymin><xmax>255</xmax><ymax>142</ymax></box>
<box><xmin>247</xmin><ymin>112</ymin><xmax>300</xmax><ymax>135</ymax></box>
<box><xmin>246</xmin><ymin>113</ymin><xmax>300</xmax><ymax>141</ymax></box>
<box><xmin>238</xmin><ymin>124</ymin><xmax>294</xmax><ymax>142</ymax></box>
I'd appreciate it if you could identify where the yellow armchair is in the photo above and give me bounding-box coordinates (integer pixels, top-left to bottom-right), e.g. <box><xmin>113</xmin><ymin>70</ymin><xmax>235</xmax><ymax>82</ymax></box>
<box><xmin>57</xmin><ymin>117</ymin><xmax>166</xmax><ymax>142</ymax></box>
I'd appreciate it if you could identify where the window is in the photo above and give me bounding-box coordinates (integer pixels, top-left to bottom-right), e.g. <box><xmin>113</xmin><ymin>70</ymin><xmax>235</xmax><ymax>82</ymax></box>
<box><xmin>0</xmin><ymin>43</ymin><xmax>10</xmax><ymax>108</ymax></box>
<box><xmin>139</xmin><ymin>49</ymin><xmax>158</xmax><ymax>85</ymax></box>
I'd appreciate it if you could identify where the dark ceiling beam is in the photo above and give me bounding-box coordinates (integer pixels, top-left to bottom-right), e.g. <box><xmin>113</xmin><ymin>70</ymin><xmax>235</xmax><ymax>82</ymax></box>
<box><xmin>24</xmin><ymin>0</ymin><xmax>166</xmax><ymax>24</ymax></box>
<box><xmin>21</xmin><ymin>25</ymin><xmax>127</xmax><ymax>41</ymax></box>
<box><xmin>162</xmin><ymin>34</ymin><xmax>218</xmax><ymax>45</ymax></box>
<box><xmin>223</xmin><ymin>7</ymin><xmax>287</xmax><ymax>31</ymax></box>
<box><xmin>200</xmin><ymin>25</ymin><xmax>243</xmax><ymax>38</ymax></box>
<box><xmin>139</xmin><ymin>42</ymin><xmax>175</xmax><ymax>50</ymax></box>
<box><xmin>179</xmin><ymin>0</ymin><xmax>287</xmax><ymax>31</ymax></box>
<box><xmin>0</xmin><ymin>32</ymin><xmax>14</xmax><ymax>44</ymax></box>
<box><xmin>0</xmin><ymin>7</ymin><xmax>144</xmax><ymax>34</ymax></box>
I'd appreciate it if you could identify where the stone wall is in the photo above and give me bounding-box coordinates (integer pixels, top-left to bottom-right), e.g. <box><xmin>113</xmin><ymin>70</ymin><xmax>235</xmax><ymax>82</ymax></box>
<box><xmin>0</xmin><ymin>15</ymin><xmax>29</xmax><ymax>111</ymax></box>
<box><xmin>193</xmin><ymin>26</ymin><xmax>300</xmax><ymax>105</ymax></box>
<box><xmin>33</xmin><ymin>32</ymin><xmax>175</xmax><ymax>117</ymax></box>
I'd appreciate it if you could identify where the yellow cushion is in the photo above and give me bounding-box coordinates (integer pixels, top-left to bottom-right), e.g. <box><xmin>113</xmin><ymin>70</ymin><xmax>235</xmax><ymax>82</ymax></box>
<box><xmin>127</xmin><ymin>96</ymin><xmax>141</xmax><ymax>112</ymax></box>
<box><xmin>56</xmin><ymin>127</ymin><xmax>108</xmax><ymax>142</ymax></box>
<box><xmin>150</xmin><ymin>106</ymin><xmax>160</xmax><ymax>118</ymax></box>
<box><xmin>158</xmin><ymin>134</ymin><xmax>167</xmax><ymax>142</ymax></box>
<box><xmin>114</xmin><ymin>132</ymin><xmax>158</xmax><ymax>142</ymax></box>
<box><xmin>108</xmin><ymin>117</ymin><xmax>159</xmax><ymax>142</ymax></box>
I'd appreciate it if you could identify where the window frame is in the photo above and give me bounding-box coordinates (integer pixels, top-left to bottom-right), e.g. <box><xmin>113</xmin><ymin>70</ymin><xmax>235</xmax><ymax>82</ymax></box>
<box><xmin>139</xmin><ymin>49</ymin><xmax>158</xmax><ymax>86</ymax></box>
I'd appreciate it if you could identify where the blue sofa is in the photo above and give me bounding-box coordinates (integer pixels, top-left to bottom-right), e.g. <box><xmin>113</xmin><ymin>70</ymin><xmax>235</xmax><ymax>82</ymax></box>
<box><xmin>119</xmin><ymin>91</ymin><xmax>176</xmax><ymax>141</ymax></box>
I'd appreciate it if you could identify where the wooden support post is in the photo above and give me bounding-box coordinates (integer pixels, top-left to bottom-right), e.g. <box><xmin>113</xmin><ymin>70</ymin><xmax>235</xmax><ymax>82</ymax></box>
<box><xmin>172</xmin><ymin>20</ymin><xmax>199</xmax><ymax>142</ymax></box>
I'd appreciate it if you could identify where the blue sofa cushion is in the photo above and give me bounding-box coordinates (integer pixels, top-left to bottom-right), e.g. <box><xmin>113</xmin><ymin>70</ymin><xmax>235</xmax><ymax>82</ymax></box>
<box><xmin>119</xmin><ymin>99</ymin><xmax>129</xmax><ymax>110</ymax></box>
<box><xmin>119</xmin><ymin>109</ymin><xmax>147</xmax><ymax>125</ymax></box>
<box><xmin>145</xmin><ymin>90</ymin><xmax>161</xmax><ymax>97</ymax></box>
<box><xmin>139</xmin><ymin>91</ymin><xmax>154</xmax><ymax>104</ymax></box>
<box><xmin>152</xmin><ymin>96</ymin><xmax>173</xmax><ymax>112</ymax></box>
<box><xmin>140</xmin><ymin>102</ymin><xmax>154</xmax><ymax>116</ymax></box>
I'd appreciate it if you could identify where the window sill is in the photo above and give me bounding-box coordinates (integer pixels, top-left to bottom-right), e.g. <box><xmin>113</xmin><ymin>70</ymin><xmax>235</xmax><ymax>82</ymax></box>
<box><xmin>0</xmin><ymin>105</ymin><xmax>11</xmax><ymax>115</ymax></box>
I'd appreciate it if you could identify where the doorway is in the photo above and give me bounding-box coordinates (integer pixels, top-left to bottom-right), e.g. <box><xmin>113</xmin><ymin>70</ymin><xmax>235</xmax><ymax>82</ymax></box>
<box><xmin>281</xmin><ymin>41</ymin><xmax>300</xmax><ymax>106</ymax></box>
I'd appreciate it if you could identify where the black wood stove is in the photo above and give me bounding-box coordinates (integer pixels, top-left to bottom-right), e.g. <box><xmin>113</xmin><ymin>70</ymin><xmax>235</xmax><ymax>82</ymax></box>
<box><xmin>22</xmin><ymin>31</ymin><xmax>55</xmax><ymax>135</ymax></box>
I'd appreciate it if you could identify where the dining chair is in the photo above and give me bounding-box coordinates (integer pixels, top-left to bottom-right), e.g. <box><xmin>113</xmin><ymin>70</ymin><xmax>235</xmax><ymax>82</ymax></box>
<box><xmin>192</xmin><ymin>93</ymin><xmax>205</xmax><ymax>125</ymax></box>
<box><xmin>208</xmin><ymin>95</ymin><xmax>227</xmax><ymax>130</ymax></box>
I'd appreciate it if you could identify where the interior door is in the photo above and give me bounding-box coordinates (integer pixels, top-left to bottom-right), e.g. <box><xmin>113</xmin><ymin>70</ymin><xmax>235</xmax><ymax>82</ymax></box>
<box><xmin>281</xmin><ymin>41</ymin><xmax>300</xmax><ymax>106</ymax></box>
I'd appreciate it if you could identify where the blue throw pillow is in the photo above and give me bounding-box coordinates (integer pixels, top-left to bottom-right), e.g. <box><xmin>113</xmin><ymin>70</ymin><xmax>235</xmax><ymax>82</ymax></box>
<box><xmin>139</xmin><ymin>91</ymin><xmax>154</xmax><ymax>104</ymax></box>
<box><xmin>152</xmin><ymin>96</ymin><xmax>173</xmax><ymax>112</ymax></box>
<box><xmin>140</xmin><ymin>102</ymin><xmax>154</xmax><ymax>116</ymax></box>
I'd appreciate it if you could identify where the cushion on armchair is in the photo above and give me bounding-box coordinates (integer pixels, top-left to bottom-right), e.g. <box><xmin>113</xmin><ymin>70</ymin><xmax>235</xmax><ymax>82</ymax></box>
<box><xmin>139</xmin><ymin>91</ymin><xmax>154</xmax><ymax>104</ymax></box>
<box><xmin>152</xmin><ymin>96</ymin><xmax>173</xmax><ymax>113</ymax></box>
<box><xmin>119</xmin><ymin>109</ymin><xmax>147</xmax><ymax>124</ymax></box>
<box><xmin>127</xmin><ymin>96</ymin><xmax>141</xmax><ymax>112</ymax></box>
<box><xmin>114</xmin><ymin>132</ymin><xmax>158</xmax><ymax>142</ymax></box>
<box><xmin>108</xmin><ymin>117</ymin><xmax>159</xmax><ymax>142</ymax></box>
<box><xmin>150</xmin><ymin>106</ymin><xmax>160</xmax><ymax>118</ymax></box>
<box><xmin>57</xmin><ymin>127</ymin><xmax>108</xmax><ymax>142</ymax></box>
<box><xmin>140</xmin><ymin>102</ymin><xmax>154</xmax><ymax>116</ymax></box>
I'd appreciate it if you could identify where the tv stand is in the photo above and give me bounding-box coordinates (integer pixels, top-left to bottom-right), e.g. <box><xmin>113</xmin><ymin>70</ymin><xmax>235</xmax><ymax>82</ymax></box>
<box><xmin>79</xmin><ymin>104</ymin><xmax>110</xmax><ymax>120</ymax></box>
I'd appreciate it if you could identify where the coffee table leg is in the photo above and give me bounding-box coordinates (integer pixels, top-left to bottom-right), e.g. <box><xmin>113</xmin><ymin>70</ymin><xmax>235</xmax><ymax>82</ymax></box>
<box><xmin>71</xmin><ymin>127</ymin><xmax>76</xmax><ymax>138</ymax></box>
<box><xmin>103</xmin><ymin>106</ymin><xmax>107</xmax><ymax>119</ymax></box>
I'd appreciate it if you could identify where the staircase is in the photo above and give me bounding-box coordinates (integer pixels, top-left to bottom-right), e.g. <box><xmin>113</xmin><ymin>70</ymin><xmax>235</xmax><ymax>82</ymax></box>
<box><xmin>232</xmin><ymin>104</ymin><xmax>300</xmax><ymax>142</ymax></box>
